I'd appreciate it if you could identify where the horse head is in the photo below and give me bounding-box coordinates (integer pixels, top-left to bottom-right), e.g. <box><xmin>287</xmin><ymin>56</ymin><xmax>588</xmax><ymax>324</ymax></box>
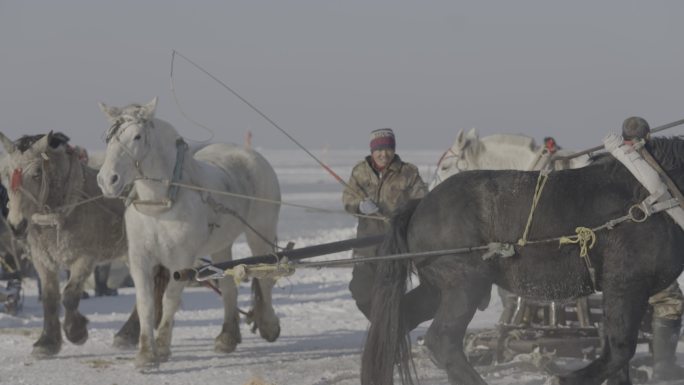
<box><xmin>0</xmin><ymin>131</ymin><xmax>77</xmax><ymax>232</ymax></box>
<box><xmin>429</xmin><ymin>128</ymin><xmax>481</xmax><ymax>189</ymax></box>
<box><xmin>97</xmin><ymin>97</ymin><xmax>169</xmax><ymax>198</ymax></box>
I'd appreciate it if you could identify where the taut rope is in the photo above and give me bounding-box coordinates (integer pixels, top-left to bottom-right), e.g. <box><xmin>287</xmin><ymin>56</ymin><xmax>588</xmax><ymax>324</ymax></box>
<box><xmin>517</xmin><ymin>169</ymin><xmax>550</xmax><ymax>247</ymax></box>
<box><xmin>170</xmin><ymin>50</ymin><xmax>369</xmax><ymax>203</ymax></box>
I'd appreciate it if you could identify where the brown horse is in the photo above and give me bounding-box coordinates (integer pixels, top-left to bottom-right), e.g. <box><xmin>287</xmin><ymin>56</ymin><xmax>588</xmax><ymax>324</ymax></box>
<box><xmin>0</xmin><ymin>131</ymin><xmax>167</xmax><ymax>357</ymax></box>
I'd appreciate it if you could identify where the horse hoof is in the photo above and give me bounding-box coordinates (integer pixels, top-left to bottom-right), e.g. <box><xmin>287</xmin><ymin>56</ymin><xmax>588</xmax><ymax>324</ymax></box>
<box><xmin>64</xmin><ymin>315</ymin><xmax>89</xmax><ymax>345</ymax></box>
<box><xmin>134</xmin><ymin>353</ymin><xmax>159</xmax><ymax>370</ymax></box>
<box><xmin>157</xmin><ymin>347</ymin><xmax>171</xmax><ymax>363</ymax></box>
<box><xmin>112</xmin><ymin>334</ymin><xmax>138</xmax><ymax>350</ymax></box>
<box><xmin>65</xmin><ymin>328</ymin><xmax>88</xmax><ymax>345</ymax></box>
<box><xmin>214</xmin><ymin>332</ymin><xmax>240</xmax><ymax>354</ymax></box>
<box><xmin>31</xmin><ymin>343</ymin><xmax>61</xmax><ymax>358</ymax></box>
<box><xmin>258</xmin><ymin>324</ymin><xmax>280</xmax><ymax>343</ymax></box>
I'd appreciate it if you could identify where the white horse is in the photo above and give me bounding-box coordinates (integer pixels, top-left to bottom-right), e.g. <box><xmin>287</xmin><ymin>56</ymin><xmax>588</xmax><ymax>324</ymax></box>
<box><xmin>96</xmin><ymin>98</ymin><xmax>282</xmax><ymax>369</ymax></box>
<box><xmin>429</xmin><ymin>128</ymin><xmax>590</xmax><ymax>190</ymax></box>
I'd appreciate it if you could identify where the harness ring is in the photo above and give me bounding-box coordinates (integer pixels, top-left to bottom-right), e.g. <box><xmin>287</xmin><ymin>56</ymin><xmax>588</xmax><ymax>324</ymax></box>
<box><xmin>628</xmin><ymin>204</ymin><xmax>649</xmax><ymax>223</ymax></box>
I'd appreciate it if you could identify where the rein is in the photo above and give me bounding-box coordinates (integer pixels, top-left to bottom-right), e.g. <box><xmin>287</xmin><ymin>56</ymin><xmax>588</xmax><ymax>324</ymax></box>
<box><xmin>430</xmin><ymin>147</ymin><xmax>463</xmax><ymax>187</ymax></box>
<box><xmin>136</xmin><ymin>179</ymin><xmax>385</xmax><ymax>221</ymax></box>
<box><xmin>108</xmin><ymin>117</ymin><xmax>384</xmax><ymax>221</ymax></box>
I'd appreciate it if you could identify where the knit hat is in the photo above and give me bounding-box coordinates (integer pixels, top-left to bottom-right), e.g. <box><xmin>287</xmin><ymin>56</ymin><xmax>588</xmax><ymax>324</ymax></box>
<box><xmin>370</xmin><ymin>128</ymin><xmax>396</xmax><ymax>151</ymax></box>
<box><xmin>622</xmin><ymin>117</ymin><xmax>650</xmax><ymax>141</ymax></box>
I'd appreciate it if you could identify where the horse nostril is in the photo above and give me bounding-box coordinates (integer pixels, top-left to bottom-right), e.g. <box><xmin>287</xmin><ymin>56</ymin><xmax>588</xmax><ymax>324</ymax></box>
<box><xmin>110</xmin><ymin>174</ymin><xmax>119</xmax><ymax>185</ymax></box>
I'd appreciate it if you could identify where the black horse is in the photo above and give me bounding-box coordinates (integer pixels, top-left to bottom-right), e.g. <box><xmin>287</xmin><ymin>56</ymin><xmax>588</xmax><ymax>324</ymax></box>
<box><xmin>362</xmin><ymin>136</ymin><xmax>684</xmax><ymax>385</ymax></box>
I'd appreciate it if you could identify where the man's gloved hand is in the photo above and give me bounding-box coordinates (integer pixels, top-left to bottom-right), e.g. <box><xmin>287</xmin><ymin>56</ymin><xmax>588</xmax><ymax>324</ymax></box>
<box><xmin>603</xmin><ymin>133</ymin><xmax>624</xmax><ymax>152</ymax></box>
<box><xmin>359</xmin><ymin>198</ymin><xmax>380</xmax><ymax>214</ymax></box>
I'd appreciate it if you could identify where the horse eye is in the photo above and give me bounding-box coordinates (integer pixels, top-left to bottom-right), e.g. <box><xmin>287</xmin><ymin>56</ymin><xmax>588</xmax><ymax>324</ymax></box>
<box><xmin>134</xmin><ymin>134</ymin><xmax>142</xmax><ymax>141</ymax></box>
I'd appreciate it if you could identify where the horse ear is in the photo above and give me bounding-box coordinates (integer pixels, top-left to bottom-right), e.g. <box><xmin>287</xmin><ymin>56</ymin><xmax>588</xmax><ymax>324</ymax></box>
<box><xmin>0</xmin><ymin>132</ymin><xmax>16</xmax><ymax>154</ymax></box>
<box><xmin>99</xmin><ymin>102</ymin><xmax>121</xmax><ymax>122</ymax></box>
<box><xmin>466</xmin><ymin>128</ymin><xmax>481</xmax><ymax>155</ymax></box>
<box><xmin>140</xmin><ymin>97</ymin><xmax>158</xmax><ymax>120</ymax></box>
<box><xmin>454</xmin><ymin>128</ymin><xmax>465</xmax><ymax>149</ymax></box>
<box><xmin>456</xmin><ymin>128</ymin><xmax>477</xmax><ymax>150</ymax></box>
<box><xmin>466</xmin><ymin>127</ymin><xmax>479</xmax><ymax>140</ymax></box>
<box><xmin>30</xmin><ymin>132</ymin><xmax>52</xmax><ymax>156</ymax></box>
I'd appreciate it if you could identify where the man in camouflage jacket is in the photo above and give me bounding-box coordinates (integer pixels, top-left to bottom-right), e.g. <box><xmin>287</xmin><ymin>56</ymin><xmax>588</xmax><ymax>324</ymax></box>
<box><xmin>342</xmin><ymin>128</ymin><xmax>427</xmax><ymax>318</ymax></box>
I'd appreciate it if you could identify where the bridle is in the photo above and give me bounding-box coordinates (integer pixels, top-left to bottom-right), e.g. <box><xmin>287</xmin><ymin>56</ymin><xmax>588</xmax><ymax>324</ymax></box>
<box><xmin>10</xmin><ymin>158</ymin><xmax>50</xmax><ymax>212</ymax></box>
<box><xmin>431</xmin><ymin>143</ymin><xmax>471</xmax><ymax>186</ymax></box>
<box><xmin>104</xmin><ymin>114</ymin><xmax>188</xmax><ymax>211</ymax></box>
<box><xmin>105</xmin><ymin>114</ymin><xmax>154</xmax><ymax>178</ymax></box>
<box><xmin>9</xmin><ymin>146</ymin><xmax>85</xmax><ymax>225</ymax></box>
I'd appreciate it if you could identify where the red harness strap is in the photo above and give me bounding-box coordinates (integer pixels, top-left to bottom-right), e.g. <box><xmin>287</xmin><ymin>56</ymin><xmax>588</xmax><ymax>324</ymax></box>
<box><xmin>10</xmin><ymin>168</ymin><xmax>22</xmax><ymax>193</ymax></box>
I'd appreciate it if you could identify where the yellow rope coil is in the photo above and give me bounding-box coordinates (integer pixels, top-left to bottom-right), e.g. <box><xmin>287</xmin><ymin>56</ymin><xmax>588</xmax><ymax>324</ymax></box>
<box><xmin>223</xmin><ymin>263</ymin><xmax>296</xmax><ymax>285</ymax></box>
<box><xmin>558</xmin><ymin>227</ymin><xmax>596</xmax><ymax>257</ymax></box>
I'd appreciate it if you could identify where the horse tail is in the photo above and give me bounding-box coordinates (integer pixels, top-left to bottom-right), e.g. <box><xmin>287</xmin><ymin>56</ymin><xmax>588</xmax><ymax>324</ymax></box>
<box><xmin>361</xmin><ymin>199</ymin><xmax>420</xmax><ymax>385</ymax></box>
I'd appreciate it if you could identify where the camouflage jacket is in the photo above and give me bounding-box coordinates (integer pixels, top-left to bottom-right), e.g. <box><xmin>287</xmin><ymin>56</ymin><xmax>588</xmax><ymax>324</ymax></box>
<box><xmin>342</xmin><ymin>154</ymin><xmax>427</xmax><ymax>256</ymax></box>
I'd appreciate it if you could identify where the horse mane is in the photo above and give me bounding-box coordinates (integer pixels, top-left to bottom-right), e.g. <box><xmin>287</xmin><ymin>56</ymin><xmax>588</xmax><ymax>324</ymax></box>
<box><xmin>481</xmin><ymin>134</ymin><xmax>537</xmax><ymax>150</ymax></box>
<box><xmin>583</xmin><ymin>136</ymin><xmax>684</xmax><ymax>176</ymax></box>
<box><xmin>646</xmin><ymin>136</ymin><xmax>684</xmax><ymax>170</ymax></box>
<box><xmin>16</xmin><ymin>132</ymin><xmax>70</xmax><ymax>153</ymax></box>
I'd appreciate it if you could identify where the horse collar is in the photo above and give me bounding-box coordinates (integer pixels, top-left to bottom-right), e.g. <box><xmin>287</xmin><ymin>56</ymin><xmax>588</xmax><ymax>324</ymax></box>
<box><xmin>129</xmin><ymin>137</ymin><xmax>189</xmax><ymax>215</ymax></box>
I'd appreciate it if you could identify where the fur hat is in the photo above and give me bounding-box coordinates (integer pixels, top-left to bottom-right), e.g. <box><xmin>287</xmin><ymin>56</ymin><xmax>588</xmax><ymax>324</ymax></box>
<box><xmin>622</xmin><ymin>117</ymin><xmax>650</xmax><ymax>141</ymax></box>
<box><xmin>370</xmin><ymin>128</ymin><xmax>396</xmax><ymax>151</ymax></box>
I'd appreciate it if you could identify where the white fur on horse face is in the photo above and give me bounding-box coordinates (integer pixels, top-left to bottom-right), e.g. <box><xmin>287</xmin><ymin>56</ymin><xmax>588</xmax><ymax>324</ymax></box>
<box><xmin>98</xmin><ymin>100</ymin><xmax>158</xmax><ymax>197</ymax></box>
<box><xmin>98</xmin><ymin>125</ymin><xmax>140</xmax><ymax>197</ymax></box>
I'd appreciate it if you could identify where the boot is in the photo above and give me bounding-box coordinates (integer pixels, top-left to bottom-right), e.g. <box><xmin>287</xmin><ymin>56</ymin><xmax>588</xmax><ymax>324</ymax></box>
<box><xmin>652</xmin><ymin>317</ymin><xmax>684</xmax><ymax>381</ymax></box>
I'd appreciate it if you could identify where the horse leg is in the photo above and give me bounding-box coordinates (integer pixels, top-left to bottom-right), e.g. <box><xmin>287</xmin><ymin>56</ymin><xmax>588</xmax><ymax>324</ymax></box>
<box><xmin>129</xmin><ymin>257</ymin><xmax>159</xmax><ymax>369</ymax></box>
<box><xmin>349</xmin><ymin>262</ymin><xmax>376</xmax><ymax>319</ymax></box>
<box><xmin>245</xmin><ymin>231</ymin><xmax>280</xmax><ymax>342</ymax></box>
<box><xmin>113</xmin><ymin>266</ymin><xmax>169</xmax><ymax>349</ymax></box>
<box><xmin>558</xmin><ymin>288</ymin><xmax>649</xmax><ymax>385</ymax></box>
<box><xmin>403</xmin><ymin>281</ymin><xmax>440</xmax><ymax>331</ymax></box>
<box><xmin>31</xmin><ymin>257</ymin><xmax>62</xmax><ymax>358</ymax></box>
<box><xmin>606</xmin><ymin>355</ymin><xmax>631</xmax><ymax>385</ymax></box>
<box><xmin>211</xmin><ymin>248</ymin><xmax>241</xmax><ymax>353</ymax></box>
<box><xmin>154</xmin><ymin>277</ymin><xmax>185</xmax><ymax>362</ymax></box>
<box><xmin>62</xmin><ymin>259</ymin><xmax>92</xmax><ymax>345</ymax></box>
<box><xmin>114</xmin><ymin>305</ymin><xmax>140</xmax><ymax>349</ymax></box>
<box><xmin>424</xmin><ymin>281</ymin><xmax>490</xmax><ymax>385</ymax></box>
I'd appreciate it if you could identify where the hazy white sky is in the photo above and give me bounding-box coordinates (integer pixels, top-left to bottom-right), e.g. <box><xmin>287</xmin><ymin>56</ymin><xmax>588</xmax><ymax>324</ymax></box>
<box><xmin>1</xmin><ymin>1</ymin><xmax>683</xmax><ymax>152</ymax></box>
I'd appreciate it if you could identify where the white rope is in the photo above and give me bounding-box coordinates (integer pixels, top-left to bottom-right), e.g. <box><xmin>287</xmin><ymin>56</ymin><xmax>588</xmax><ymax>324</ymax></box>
<box><xmin>167</xmin><ymin>180</ymin><xmax>386</xmax><ymax>221</ymax></box>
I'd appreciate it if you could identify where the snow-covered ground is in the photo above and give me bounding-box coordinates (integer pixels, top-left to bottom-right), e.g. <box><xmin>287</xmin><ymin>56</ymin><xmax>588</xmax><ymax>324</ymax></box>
<box><xmin>0</xmin><ymin>149</ymin><xmax>682</xmax><ymax>385</ymax></box>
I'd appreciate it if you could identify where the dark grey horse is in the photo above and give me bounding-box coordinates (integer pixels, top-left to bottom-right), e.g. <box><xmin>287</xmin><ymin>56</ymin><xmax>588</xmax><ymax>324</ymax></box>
<box><xmin>0</xmin><ymin>131</ymin><xmax>167</xmax><ymax>357</ymax></box>
<box><xmin>362</xmin><ymin>137</ymin><xmax>684</xmax><ymax>385</ymax></box>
